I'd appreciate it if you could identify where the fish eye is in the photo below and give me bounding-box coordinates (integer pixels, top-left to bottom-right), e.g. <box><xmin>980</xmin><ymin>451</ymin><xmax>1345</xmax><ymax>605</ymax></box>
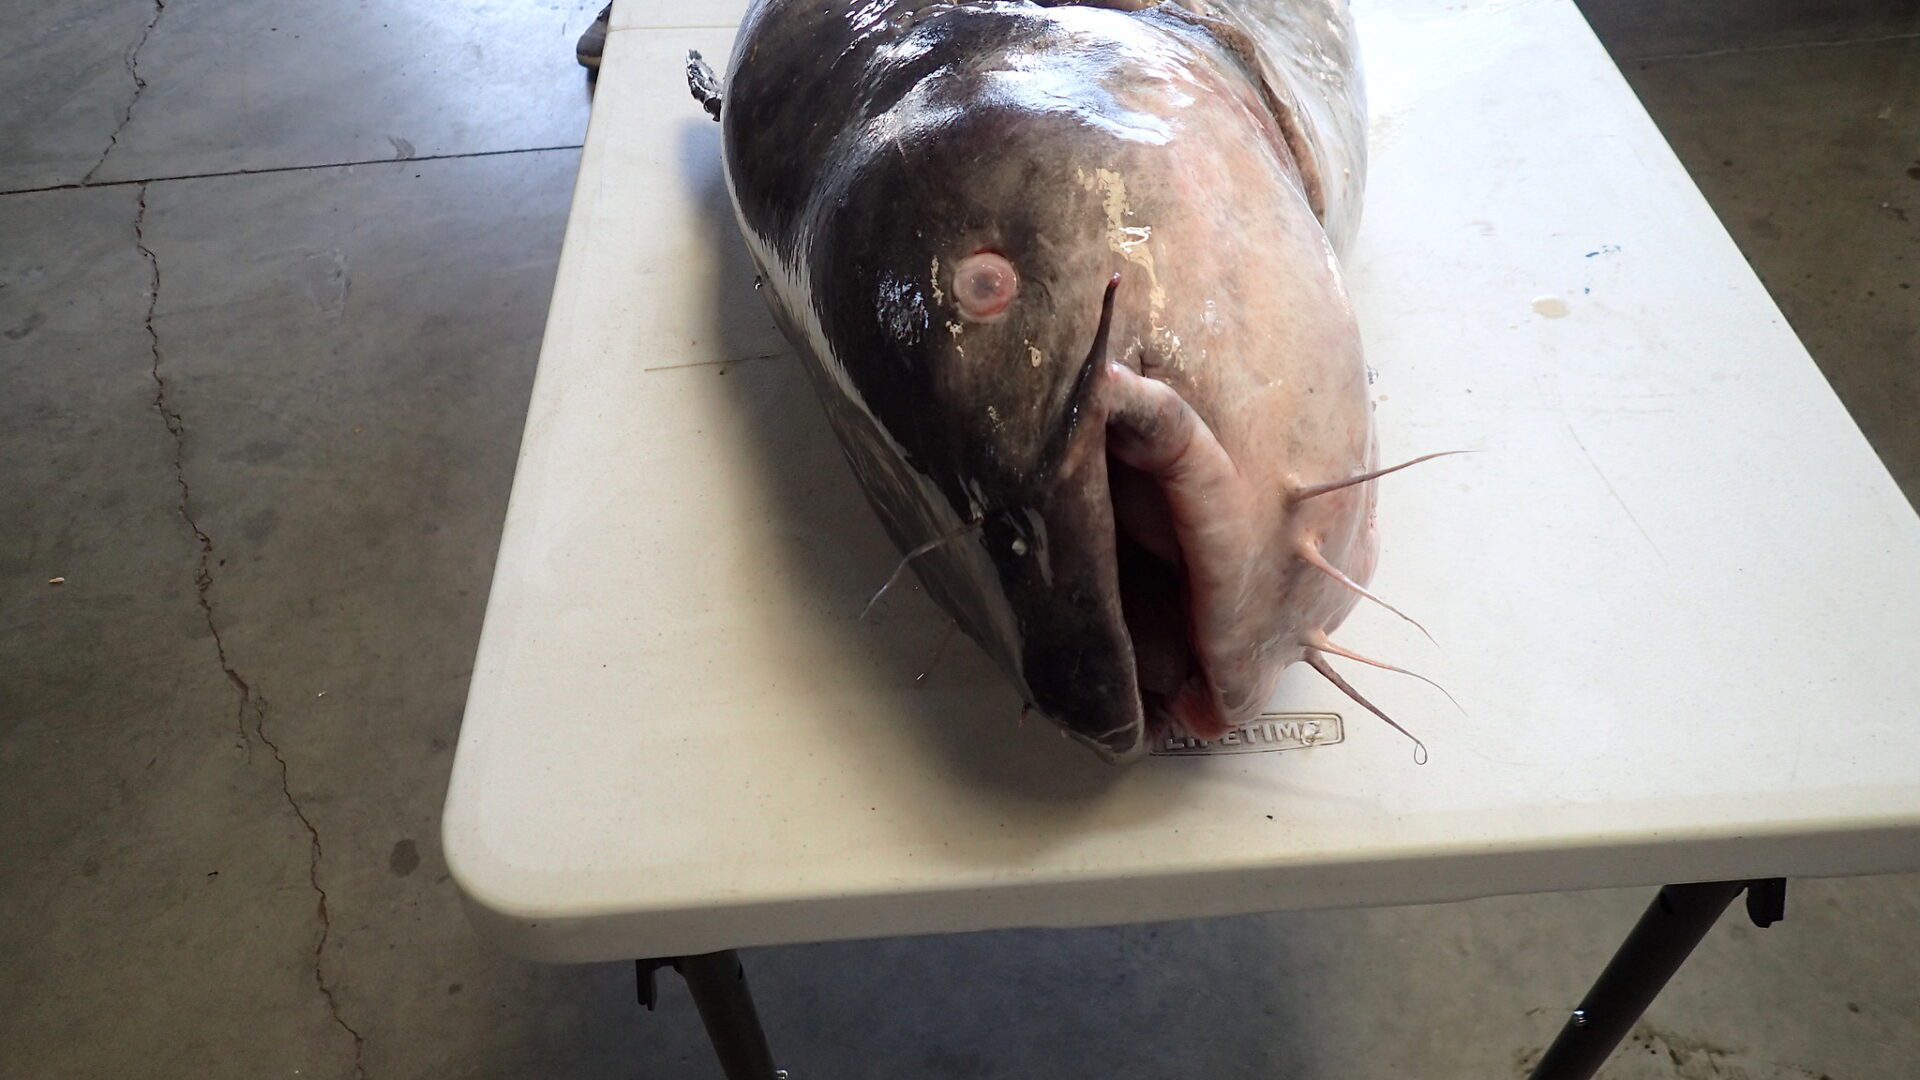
<box><xmin>954</xmin><ymin>250</ymin><xmax>1018</xmax><ymax>321</ymax></box>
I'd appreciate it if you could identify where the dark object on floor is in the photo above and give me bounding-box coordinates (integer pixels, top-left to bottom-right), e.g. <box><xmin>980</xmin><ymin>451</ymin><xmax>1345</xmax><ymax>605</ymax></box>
<box><xmin>578</xmin><ymin>3</ymin><xmax>612</xmax><ymax>71</ymax></box>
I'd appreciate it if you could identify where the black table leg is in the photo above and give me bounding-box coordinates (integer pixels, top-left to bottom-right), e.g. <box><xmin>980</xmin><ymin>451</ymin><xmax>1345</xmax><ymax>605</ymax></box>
<box><xmin>638</xmin><ymin>951</ymin><xmax>786</xmax><ymax>1080</ymax></box>
<box><xmin>1527</xmin><ymin>879</ymin><xmax>1784</xmax><ymax>1080</ymax></box>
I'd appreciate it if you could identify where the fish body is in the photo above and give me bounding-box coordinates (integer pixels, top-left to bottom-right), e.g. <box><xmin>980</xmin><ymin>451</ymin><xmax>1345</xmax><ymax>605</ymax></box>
<box><xmin>709</xmin><ymin>0</ymin><xmax>1380</xmax><ymax>761</ymax></box>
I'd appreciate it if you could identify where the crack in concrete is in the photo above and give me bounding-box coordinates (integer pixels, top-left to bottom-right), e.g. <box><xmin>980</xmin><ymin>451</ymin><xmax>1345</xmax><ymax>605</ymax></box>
<box><xmin>1626</xmin><ymin>28</ymin><xmax>1920</xmax><ymax>65</ymax></box>
<box><xmin>251</xmin><ymin>694</ymin><xmax>369</xmax><ymax>1080</ymax></box>
<box><xmin>84</xmin><ymin>0</ymin><xmax>168</xmax><ymax>186</ymax></box>
<box><xmin>2</xmin><ymin>143</ymin><xmax>585</xmax><ymax>199</ymax></box>
<box><xmin>136</xmin><ymin>182</ymin><xmax>248</xmax><ymax>749</ymax></box>
<box><xmin>135</xmin><ymin>182</ymin><xmax>368</xmax><ymax>1080</ymax></box>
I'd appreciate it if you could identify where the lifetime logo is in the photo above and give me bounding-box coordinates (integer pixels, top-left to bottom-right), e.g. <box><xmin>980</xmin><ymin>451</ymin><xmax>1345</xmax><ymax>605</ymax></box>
<box><xmin>1150</xmin><ymin>713</ymin><xmax>1345</xmax><ymax>757</ymax></box>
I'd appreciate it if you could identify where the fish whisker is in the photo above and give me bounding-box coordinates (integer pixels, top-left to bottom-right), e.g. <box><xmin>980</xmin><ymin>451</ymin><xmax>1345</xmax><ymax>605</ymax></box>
<box><xmin>1289</xmin><ymin>450</ymin><xmax>1476</xmax><ymax>505</ymax></box>
<box><xmin>861</xmin><ymin>517</ymin><xmax>987</xmax><ymax>620</ymax></box>
<box><xmin>1306</xmin><ymin>648</ymin><xmax>1429</xmax><ymax>765</ymax></box>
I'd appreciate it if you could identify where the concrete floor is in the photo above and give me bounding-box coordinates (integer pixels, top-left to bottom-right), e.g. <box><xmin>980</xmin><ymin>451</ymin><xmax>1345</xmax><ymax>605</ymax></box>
<box><xmin>1</xmin><ymin>1</ymin><xmax>1915</xmax><ymax>1077</ymax></box>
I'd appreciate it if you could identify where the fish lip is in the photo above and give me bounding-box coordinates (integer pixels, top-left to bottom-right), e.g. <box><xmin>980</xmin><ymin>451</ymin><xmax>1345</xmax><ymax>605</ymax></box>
<box><xmin>985</xmin><ymin>417</ymin><xmax>1129</xmax><ymax>753</ymax></box>
<box><xmin>1010</xmin><ymin>452</ymin><xmax>1151</xmax><ymax>762</ymax></box>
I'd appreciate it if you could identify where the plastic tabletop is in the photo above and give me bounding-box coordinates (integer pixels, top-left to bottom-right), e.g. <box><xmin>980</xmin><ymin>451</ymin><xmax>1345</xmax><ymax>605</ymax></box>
<box><xmin>443</xmin><ymin>0</ymin><xmax>1920</xmax><ymax>962</ymax></box>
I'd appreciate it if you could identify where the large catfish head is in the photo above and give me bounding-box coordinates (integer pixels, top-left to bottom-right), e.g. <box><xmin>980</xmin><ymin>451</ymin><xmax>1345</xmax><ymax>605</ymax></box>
<box><xmin>725</xmin><ymin>1</ymin><xmax>1383</xmax><ymax>761</ymax></box>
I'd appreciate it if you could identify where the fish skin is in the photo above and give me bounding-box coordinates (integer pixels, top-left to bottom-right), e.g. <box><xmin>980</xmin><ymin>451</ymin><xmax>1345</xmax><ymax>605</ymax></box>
<box><xmin>711</xmin><ymin>0</ymin><xmax>1376</xmax><ymax>761</ymax></box>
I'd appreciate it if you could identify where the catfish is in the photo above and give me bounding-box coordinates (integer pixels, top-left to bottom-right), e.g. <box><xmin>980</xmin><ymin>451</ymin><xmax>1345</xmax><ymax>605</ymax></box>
<box><xmin>692</xmin><ymin>0</ymin><xmax>1446</xmax><ymax>761</ymax></box>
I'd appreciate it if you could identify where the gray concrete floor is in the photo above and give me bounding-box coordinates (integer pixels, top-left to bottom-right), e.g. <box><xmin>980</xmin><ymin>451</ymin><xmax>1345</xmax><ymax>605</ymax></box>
<box><xmin>1</xmin><ymin>1</ymin><xmax>1915</xmax><ymax>1077</ymax></box>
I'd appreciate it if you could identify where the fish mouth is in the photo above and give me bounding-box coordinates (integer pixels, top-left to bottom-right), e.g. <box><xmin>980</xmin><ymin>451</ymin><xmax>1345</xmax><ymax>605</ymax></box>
<box><xmin>1016</xmin><ymin>390</ymin><xmax>1236</xmax><ymax>761</ymax></box>
<box><xmin>1014</xmin><ymin>278</ymin><xmax>1242</xmax><ymax>760</ymax></box>
<box><xmin>1108</xmin><ymin>451</ymin><xmax>1228</xmax><ymax>742</ymax></box>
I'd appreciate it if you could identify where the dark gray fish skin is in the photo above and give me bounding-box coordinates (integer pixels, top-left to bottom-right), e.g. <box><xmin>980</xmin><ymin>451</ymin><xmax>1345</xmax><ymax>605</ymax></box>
<box><xmin>712</xmin><ymin>0</ymin><xmax>1371</xmax><ymax>761</ymax></box>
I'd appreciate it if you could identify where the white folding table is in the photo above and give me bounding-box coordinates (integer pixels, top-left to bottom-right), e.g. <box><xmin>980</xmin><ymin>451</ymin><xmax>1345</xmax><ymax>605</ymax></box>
<box><xmin>443</xmin><ymin>1</ymin><xmax>1920</xmax><ymax>1076</ymax></box>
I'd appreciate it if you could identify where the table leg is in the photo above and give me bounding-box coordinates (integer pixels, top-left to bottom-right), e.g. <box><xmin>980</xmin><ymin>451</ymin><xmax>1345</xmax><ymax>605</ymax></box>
<box><xmin>637</xmin><ymin>951</ymin><xmax>787</xmax><ymax>1080</ymax></box>
<box><xmin>1527</xmin><ymin>879</ymin><xmax>1783</xmax><ymax>1080</ymax></box>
